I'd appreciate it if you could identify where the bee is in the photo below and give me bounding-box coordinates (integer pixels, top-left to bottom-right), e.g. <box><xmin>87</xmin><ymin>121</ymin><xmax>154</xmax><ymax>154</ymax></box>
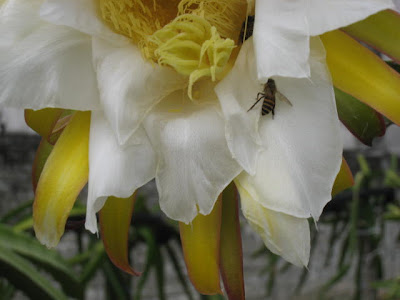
<box><xmin>247</xmin><ymin>79</ymin><xmax>292</xmax><ymax>116</ymax></box>
<box><xmin>239</xmin><ymin>15</ymin><xmax>255</xmax><ymax>43</ymax></box>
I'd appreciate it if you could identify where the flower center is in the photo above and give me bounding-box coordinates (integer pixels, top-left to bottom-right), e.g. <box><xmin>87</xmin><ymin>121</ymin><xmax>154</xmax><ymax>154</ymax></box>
<box><xmin>99</xmin><ymin>0</ymin><xmax>247</xmax><ymax>98</ymax></box>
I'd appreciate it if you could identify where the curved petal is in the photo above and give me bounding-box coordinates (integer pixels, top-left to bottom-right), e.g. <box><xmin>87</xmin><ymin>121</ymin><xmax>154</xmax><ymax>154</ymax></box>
<box><xmin>0</xmin><ymin>23</ymin><xmax>100</xmax><ymax>110</ymax></box>
<box><xmin>253</xmin><ymin>0</ymin><xmax>393</xmax><ymax>80</ymax></box>
<box><xmin>253</xmin><ymin>0</ymin><xmax>310</xmax><ymax>80</ymax></box>
<box><xmin>237</xmin><ymin>180</ymin><xmax>310</xmax><ymax>267</ymax></box>
<box><xmin>143</xmin><ymin>89</ymin><xmax>242</xmax><ymax>224</ymax></box>
<box><xmin>307</xmin><ymin>0</ymin><xmax>394</xmax><ymax>36</ymax></box>
<box><xmin>236</xmin><ymin>38</ymin><xmax>342</xmax><ymax>220</ymax></box>
<box><xmin>40</xmin><ymin>0</ymin><xmax>128</xmax><ymax>45</ymax></box>
<box><xmin>0</xmin><ymin>0</ymin><xmax>42</xmax><ymax>48</ymax></box>
<box><xmin>92</xmin><ymin>38</ymin><xmax>187</xmax><ymax>145</ymax></box>
<box><xmin>215</xmin><ymin>38</ymin><xmax>263</xmax><ymax>175</ymax></box>
<box><xmin>85</xmin><ymin>111</ymin><xmax>157</xmax><ymax>233</ymax></box>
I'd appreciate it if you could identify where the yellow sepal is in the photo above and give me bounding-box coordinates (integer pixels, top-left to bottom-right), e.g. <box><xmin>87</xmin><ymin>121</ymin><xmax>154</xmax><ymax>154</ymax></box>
<box><xmin>33</xmin><ymin>111</ymin><xmax>90</xmax><ymax>248</ymax></box>
<box><xmin>332</xmin><ymin>158</ymin><xmax>354</xmax><ymax>196</ymax></box>
<box><xmin>343</xmin><ymin>9</ymin><xmax>400</xmax><ymax>62</ymax></box>
<box><xmin>99</xmin><ymin>194</ymin><xmax>140</xmax><ymax>276</ymax></box>
<box><xmin>321</xmin><ymin>30</ymin><xmax>400</xmax><ymax>126</ymax></box>
<box><xmin>179</xmin><ymin>199</ymin><xmax>222</xmax><ymax>295</ymax></box>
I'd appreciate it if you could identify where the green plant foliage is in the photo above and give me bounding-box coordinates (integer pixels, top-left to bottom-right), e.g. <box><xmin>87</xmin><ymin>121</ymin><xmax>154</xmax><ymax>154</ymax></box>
<box><xmin>372</xmin><ymin>277</ymin><xmax>400</xmax><ymax>300</ymax></box>
<box><xmin>0</xmin><ymin>244</ymin><xmax>68</xmax><ymax>300</ymax></box>
<box><xmin>0</xmin><ymin>224</ymin><xmax>82</xmax><ymax>298</ymax></box>
<box><xmin>335</xmin><ymin>87</ymin><xmax>386</xmax><ymax>146</ymax></box>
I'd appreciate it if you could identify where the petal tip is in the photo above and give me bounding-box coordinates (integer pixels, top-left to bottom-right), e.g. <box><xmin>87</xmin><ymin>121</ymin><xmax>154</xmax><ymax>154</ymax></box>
<box><xmin>34</xmin><ymin>226</ymin><xmax>60</xmax><ymax>249</ymax></box>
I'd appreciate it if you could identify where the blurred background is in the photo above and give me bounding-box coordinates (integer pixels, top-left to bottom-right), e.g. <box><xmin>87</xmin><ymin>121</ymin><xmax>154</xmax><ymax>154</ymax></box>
<box><xmin>0</xmin><ymin>101</ymin><xmax>399</xmax><ymax>300</ymax></box>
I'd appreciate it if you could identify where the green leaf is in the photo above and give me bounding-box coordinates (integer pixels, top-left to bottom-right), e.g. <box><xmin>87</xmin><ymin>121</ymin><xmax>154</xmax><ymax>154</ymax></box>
<box><xmin>153</xmin><ymin>246</ymin><xmax>166</xmax><ymax>300</ymax></box>
<box><xmin>0</xmin><ymin>279</ymin><xmax>15</xmax><ymax>300</ymax></box>
<box><xmin>384</xmin><ymin>205</ymin><xmax>400</xmax><ymax>221</ymax></box>
<box><xmin>335</xmin><ymin>87</ymin><xmax>386</xmax><ymax>146</ymax></box>
<box><xmin>79</xmin><ymin>242</ymin><xmax>106</xmax><ymax>285</ymax></box>
<box><xmin>102</xmin><ymin>260</ymin><xmax>129</xmax><ymax>300</ymax></box>
<box><xmin>0</xmin><ymin>200</ymin><xmax>33</xmax><ymax>224</ymax></box>
<box><xmin>0</xmin><ymin>224</ymin><xmax>82</xmax><ymax>298</ymax></box>
<box><xmin>0</xmin><ymin>244</ymin><xmax>68</xmax><ymax>300</ymax></box>
<box><xmin>319</xmin><ymin>264</ymin><xmax>351</xmax><ymax>297</ymax></box>
<box><xmin>165</xmin><ymin>243</ymin><xmax>194</xmax><ymax>300</ymax></box>
<box><xmin>13</xmin><ymin>204</ymin><xmax>86</xmax><ymax>232</ymax></box>
<box><xmin>135</xmin><ymin>228</ymin><xmax>158</xmax><ymax>300</ymax></box>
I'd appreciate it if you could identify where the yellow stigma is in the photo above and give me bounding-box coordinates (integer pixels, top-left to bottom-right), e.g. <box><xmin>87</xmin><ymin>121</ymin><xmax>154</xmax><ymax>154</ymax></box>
<box><xmin>99</xmin><ymin>0</ymin><xmax>247</xmax><ymax>97</ymax></box>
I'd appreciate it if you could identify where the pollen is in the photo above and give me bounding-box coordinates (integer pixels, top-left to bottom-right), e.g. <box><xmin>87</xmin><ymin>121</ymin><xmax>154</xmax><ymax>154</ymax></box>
<box><xmin>99</xmin><ymin>0</ymin><xmax>181</xmax><ymax>46</ymax></box>
<box><xmin>99</xmin><ymin>0</ymin><xmax>247</xmax><ymax>98</ymax></box>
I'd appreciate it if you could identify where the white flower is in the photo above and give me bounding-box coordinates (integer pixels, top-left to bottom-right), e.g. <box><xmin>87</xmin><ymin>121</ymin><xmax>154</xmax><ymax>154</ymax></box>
<box><xmin>0</xmin><ymin>0</ymin><xmax>393</xmax><ymax>265</ymax></box>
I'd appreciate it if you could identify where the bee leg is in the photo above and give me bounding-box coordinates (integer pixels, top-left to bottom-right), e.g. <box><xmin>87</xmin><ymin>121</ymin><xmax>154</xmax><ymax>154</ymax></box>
<box><xmin>272</xmin><ymin>108</ymin><xmax>275</xmax><ymax>119</ymax></box>
<box><xmin>256</xmin><ymin>92</ymin><xmax>265</xmax><ymax>102</ymax></box>
<box><xmin>247</xmin><ymin>93</ymin><xmax>264</xmax><ymax>112</ymax></box>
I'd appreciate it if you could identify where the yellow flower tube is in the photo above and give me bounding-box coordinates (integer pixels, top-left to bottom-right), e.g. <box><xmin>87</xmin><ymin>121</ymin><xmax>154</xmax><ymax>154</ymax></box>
<box><xmin>33</xmin><ymin>111</ymin><xmax>90</xmax><ymax>248</ymax></box>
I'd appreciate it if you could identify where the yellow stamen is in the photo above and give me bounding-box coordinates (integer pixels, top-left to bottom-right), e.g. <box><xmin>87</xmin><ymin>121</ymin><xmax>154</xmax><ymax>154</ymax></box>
<box><xmin>99</xmin><ymin>0</ymin><xmax>247</xmax><ymax>98</ymax></box>
<box><xmin>149</xmin><ymin>14</ymin><xmax>235</xmax><ymax>98</ymax></box>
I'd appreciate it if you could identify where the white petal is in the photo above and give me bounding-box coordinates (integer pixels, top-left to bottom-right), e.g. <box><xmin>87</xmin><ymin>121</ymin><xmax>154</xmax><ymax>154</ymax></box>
<box><xmin>253</xmin><ymin>0</ymin><xmax>393</xmax><ymax>80</ymax></box>
<box><xmin>307</xmin><ymin>0</ymin><xmax>395</xmax><ymax>36</ymax></box>
<box><xmin>253</xmin><ymin>0</ymin><xmax>310</xmax><ymax>80</ymax></box>
<box><xmin>85</xmin><ymin>111</ymin><xmax>157</xmax><ymax>233</ymax></box>
<box><xmin>0</xmin><ymin>24</ymin><xmax>100</xmax><ymax>110</ymax></box>
<box><xmin>92</xmin><ymin>38</ymin><xmax>187</xmax><ymax>145</ymax></box>
<box><xmin>40</xmin><ymin>0</ymin><xmax>128</xmax><ymax>45</ymax></box>
<box><xmin>143</xmin><ymin>89</ymin><xmax>242</xmax><ymax>224</ymax></box>
<box><xmin>237</xmin><ymin>181</ymin><xmax>310</xmax><ymax>267</ymax></box>
<box><xmin>0</xmin><ymin>0</ymin><xmax>42</xmax><ymax>47</ymax></box>
<box><xmin>215</xmin><ymin>38</ymin><xmax>263</xmax><ymax>175</ymax></box>
<box><xmin>236</xmin><ymin>38</ymin><xmax>342</xmax><ymax>220</ymax></box>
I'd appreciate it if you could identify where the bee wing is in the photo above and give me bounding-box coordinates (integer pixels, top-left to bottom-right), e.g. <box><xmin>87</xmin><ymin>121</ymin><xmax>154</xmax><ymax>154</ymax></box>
<box><xmin>276</xmin><ymin>91</ymin><xmax>293</xmax><ymax>106</ymax></box>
